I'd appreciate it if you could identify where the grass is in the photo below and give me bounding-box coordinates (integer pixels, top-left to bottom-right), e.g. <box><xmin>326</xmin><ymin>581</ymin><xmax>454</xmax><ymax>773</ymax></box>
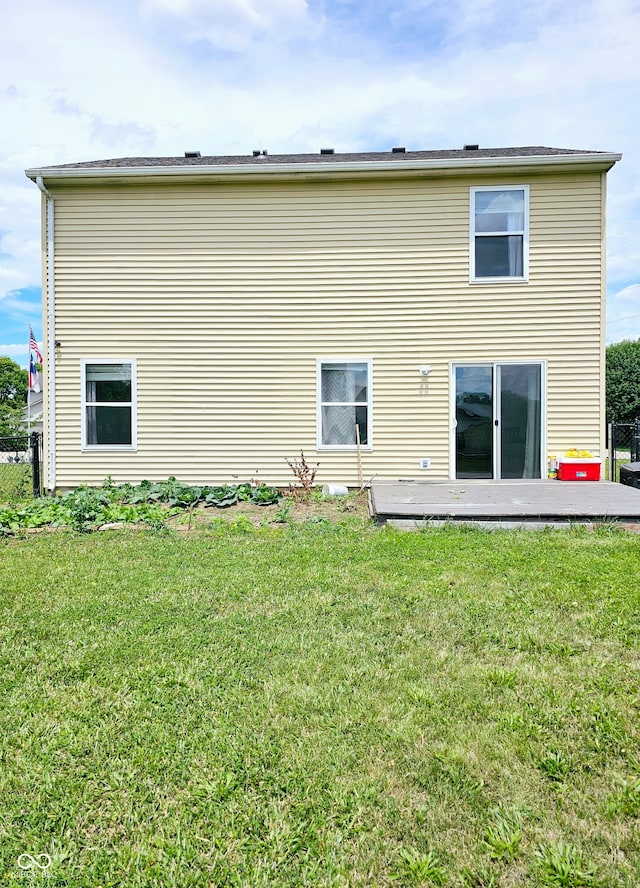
<box><xmin>0</xmin><ymin>461</ymin><xmax>33</xmax><ymax>502</ymax></box>
<box><xmin>1</xmin><ymin>522</ymin><xmax>639</xmax><ymax>886</ymax></box>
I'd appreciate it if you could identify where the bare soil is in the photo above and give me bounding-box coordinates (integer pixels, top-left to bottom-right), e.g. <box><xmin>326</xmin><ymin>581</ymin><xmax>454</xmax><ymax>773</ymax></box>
<box><xmin>167</xmin><ymin>490</ymin><xmax>372</xmax><ymax>530</ymax></box>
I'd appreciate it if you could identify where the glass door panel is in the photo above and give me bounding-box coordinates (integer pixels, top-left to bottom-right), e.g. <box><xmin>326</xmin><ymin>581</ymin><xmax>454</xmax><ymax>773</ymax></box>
<box><xmin>498</xmin><ymin>364</ymin><xmax>542</xmax><ymax>478</ymax></box>
<box><xmin>455</xmin><ymin>365</ymin><xmax>493</xmax><ymax>478</ymax></box>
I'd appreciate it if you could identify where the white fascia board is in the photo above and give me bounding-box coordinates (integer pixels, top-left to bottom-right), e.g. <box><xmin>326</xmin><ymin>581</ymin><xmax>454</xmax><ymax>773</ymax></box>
<box><xmin>25</xmin><ymin>152</ymin><xmax>622</xmax><ymax>183</ymax></box>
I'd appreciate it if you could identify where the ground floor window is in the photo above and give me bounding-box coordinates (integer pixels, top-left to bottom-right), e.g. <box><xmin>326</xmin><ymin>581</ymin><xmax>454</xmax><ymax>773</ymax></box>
<box><xmin>317</xmin><ymin>359</ymin><xmax>372</xmax><ymax>450</ymax></box>
<box><xmin>82</xmin><ymin>360</ymin><xmax>136</xmax><ymax>449</ymax></box>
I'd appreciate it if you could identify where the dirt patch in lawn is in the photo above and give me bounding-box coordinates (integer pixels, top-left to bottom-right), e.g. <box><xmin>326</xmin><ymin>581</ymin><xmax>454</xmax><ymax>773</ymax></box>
<box><xmin>166</xmin><ymin>490</ymin><xmax>372</xmax><ymax>531</ymax></box>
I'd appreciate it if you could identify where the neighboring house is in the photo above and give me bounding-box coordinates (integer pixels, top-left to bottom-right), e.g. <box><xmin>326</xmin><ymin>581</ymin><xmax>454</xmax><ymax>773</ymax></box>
<box><xmin>26</xmin><ymin>145</ymin><xmax>620</xmax><ymax>491</ymax></box>
<box><xmin>0</xmin><ymin>391</ymin><xmax>42</xmax><ymax>465</ymax></box>
<box><xmin>23</xmin><ymin>388</ymin><xmax>44</xmax><ymax>434</ymax></box>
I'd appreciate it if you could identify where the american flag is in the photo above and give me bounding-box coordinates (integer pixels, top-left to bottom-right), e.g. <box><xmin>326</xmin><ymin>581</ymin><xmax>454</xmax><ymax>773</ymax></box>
<box><xmin>29</xmin><ymin>326</ymin><xmax>43</xmax><ymax>364</ymax></box>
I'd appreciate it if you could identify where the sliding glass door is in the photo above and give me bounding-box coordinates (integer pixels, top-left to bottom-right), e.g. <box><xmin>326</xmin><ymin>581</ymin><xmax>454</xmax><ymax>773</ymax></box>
<box><xmin>455</xmin><ymin>363</ymin><xmax>543</xmax><ymax>479</ymax></box>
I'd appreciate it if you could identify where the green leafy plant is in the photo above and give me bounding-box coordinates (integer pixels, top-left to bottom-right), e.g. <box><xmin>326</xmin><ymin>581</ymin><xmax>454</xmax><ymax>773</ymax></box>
<box><xmin>537</xmin><ymin>750</ymin><xmax>573</xmax><ymax>782</ymax></box>
<box><xmin>535</xmin><ymin>842</ymin><xmax>596</xmax><ymax>886</ymax></box>
<box><xmin>204</xmin><ymin>485</ymin><xmax>241</xmax><ymax>508</ymax></box>
<box><xmin>204</xmin><ymin>482</ymin><xmax>280</xmax><ymax>508</ymax></box>
<box><xmin>304</xmin><ymin>515</ymin><xmax>329</xmax><ymax>526</ymax></box>
<box><xmin>393</xmin><ymin>848</ymin><xmax>447</xmax><ymax>885</ymax></box>
<box><xmin>60</xmin><ymin>486</ymin><xmax>112</xmax><ymax>530</ymax></box>
<box><xmin>250</xmin><ymin>484</ymin><xmax>281</xmax><ymax>506</ymax></box>
<box><xmin>483</xmin><ymin>809</ymin><xmax>522</xmax><ymax>860</ymax></box>
<box><xmin>460</xmin><ymin>867</ymin><xmax>500</xmax><ymax>887</ymax></box>
<box><xmin>0</xmin><ymin>476</ymin><xmax>280</xmax><ymax>534</ymax></box>
<box><xmin>228</xmin><ymin>513</ymin><xmax>255</xmax><ymax>533</ymax></box>
<box><xmin>608</xmin><ymin>778</ymin><xmax>640</xmax><ymax>816</ymax></box>
<box><xmin>273</xmin><ymin>500</ymin><xmax>294</xmax><ymax>524</ymax></box>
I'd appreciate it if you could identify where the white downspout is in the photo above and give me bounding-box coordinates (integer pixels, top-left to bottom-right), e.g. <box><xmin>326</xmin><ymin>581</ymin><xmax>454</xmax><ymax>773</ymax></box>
<box><xmin>35</xmin><ymin>176</ymin><xmax>56</xmax><ymax>492</ymax></box>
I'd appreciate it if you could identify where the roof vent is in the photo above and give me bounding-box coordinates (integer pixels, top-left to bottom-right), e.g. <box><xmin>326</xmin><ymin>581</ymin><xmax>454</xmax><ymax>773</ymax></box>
<box><xmin>463</xmin><ymin>144</ymin><xmax>479</xmax><ymax>151</ymax></box>
<box><xmin>392</xmin><ymin>147</ymin><xmax>406</xmax><ymax>153</ymax></box>
<box><xmin>320</xmin><ymin>148</ymin><xmax>335</xmax><ymax>155</ymax></box>
<box><xmin>252</xmin><ymin>149</ymin><xmax>268</xmax><ymax>158</ymax></box>
<box><xmin>184</xmin><ymin>151</ymin><xmax>201</xmax><ymax>158</ymax></box>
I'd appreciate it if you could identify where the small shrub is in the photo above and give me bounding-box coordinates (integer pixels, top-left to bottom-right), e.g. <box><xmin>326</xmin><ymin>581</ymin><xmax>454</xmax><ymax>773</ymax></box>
<box><xmin>285</xmin><ymin>451</ymin><xmax>319</xmax><ymax>503</ymax></box>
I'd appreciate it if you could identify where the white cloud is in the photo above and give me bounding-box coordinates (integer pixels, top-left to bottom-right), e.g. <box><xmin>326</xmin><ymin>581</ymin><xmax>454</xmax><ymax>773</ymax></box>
<box><xmin>1</xmin><ymin>0</ymin><xmax>640</xmax><ymax>347</ymax></box>
<box><xmin>606</xmin><ymin>281</ymin><xmax>640</xmax><ymax>343</ymax></box>
<box><xmin>139</xmin><ymin>0</ymin><xmax>314</xmax><ymax>50</ymax></box>
<box><xmin>0</xmin><ymin>289</ymin><xmax>40</xmax><ymax>317</ymax></box>
<box><xmin>0</xmin><ymin>268</ymin><xmax>27</xmax><ymax>289</ymax></box>
<box><xmin>612</xmin><ymin>284</ymin><xmax>640</xmax><ymax>302</ymax></box>
<box><xmin>0</xmin><ymin>340</ymin><xmax>29</xmax><ymax>367</ymax></box>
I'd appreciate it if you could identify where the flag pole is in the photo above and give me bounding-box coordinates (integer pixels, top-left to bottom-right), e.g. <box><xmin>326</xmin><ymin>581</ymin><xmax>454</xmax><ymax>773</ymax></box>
<box><xmin>27</xmin><ymin>327</ymin><xmax>32</xmax><ymax>440</ymax></box>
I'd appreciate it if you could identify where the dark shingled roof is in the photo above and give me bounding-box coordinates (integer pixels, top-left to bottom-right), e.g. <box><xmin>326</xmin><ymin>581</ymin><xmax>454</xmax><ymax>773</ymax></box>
<box><xmin>33</xmin><ymin>146</ymin><xmax>613</xmax><ymax>171</ymax></box>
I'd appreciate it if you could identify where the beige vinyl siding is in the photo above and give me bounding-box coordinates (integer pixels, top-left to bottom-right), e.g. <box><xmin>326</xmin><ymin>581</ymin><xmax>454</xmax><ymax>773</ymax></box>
<box><xmin>48</xmin><ymin>170</ymin><xmax>605</xmax><ymax>487</ymax></box>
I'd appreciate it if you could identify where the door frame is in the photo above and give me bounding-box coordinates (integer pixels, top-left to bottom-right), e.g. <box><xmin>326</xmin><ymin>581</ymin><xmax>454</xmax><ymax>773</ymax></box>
<box><xmin>449</xmin><ymin>360</ymin><xmax>547</xmax><ymax>480</ymax></box>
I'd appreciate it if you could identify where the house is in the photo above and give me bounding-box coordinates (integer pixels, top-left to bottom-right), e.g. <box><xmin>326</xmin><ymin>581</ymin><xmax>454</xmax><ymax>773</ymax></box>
<box><xmin>25</xmin><ymin>145</ymin><xmax>621</xmax><ymax>491</ymax></box>
<box><xmin>23</xmin><ymin>387</ymin><xmax>44</xmax><ymax>434</ymax></box>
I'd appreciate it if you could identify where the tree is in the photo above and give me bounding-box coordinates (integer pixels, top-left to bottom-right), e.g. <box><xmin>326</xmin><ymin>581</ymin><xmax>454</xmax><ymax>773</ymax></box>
<box><xmin>606</xmin><ymin>338</ymin><xmax>640</xmax><ymax>424</ymax></box>
<box><xmin>0</xmin><ymin>356</ymin><xmax>28</xmax><ymax>437</ymax></box>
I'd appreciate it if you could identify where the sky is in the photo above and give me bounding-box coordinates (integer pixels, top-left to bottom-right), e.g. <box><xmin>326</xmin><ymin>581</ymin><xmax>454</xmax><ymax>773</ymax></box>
<box><xmin>1</xmin><ymin>0</ymin><xmax>640</xmax><ymax>366</ymax></box>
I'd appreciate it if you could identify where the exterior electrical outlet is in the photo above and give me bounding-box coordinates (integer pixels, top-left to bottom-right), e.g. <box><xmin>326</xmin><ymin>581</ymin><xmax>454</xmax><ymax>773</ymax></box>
<box><xmin>419</xmin><ymin>459</ymin><xmax>431</xmax><ymax>469</ymax></box>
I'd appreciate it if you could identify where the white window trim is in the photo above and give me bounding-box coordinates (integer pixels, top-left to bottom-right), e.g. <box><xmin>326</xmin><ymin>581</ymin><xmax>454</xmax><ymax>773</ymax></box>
<box><xmin>81</xmin><ymin>358</ymin><xmax>137</xmax><ymax>452</ymax></box>
<box><xmin>469</xmin><ymin>184</ymin><xmax>529</xmax><ymax>283</ymax></box>
<box><xmin>316</xmin><ymin>357</ymin><xmax>373</xmax><ymax>451</ymax></box>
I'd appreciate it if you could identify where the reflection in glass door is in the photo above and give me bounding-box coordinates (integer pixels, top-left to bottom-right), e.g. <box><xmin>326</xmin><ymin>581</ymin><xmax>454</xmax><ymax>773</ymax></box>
<box><xmin>455</xmin><ymin>366</ymin><xmax>494</xmax><ymax>478</ymax></box>
<box><xmin>455</xmin><ymin>364</ymin><xmax>542</xmax><ymax>479</ymax></box>
<box><xmin>498</xmin><ymin>364</ymin><xmax>541</xmax><ymax>479</ymax></box>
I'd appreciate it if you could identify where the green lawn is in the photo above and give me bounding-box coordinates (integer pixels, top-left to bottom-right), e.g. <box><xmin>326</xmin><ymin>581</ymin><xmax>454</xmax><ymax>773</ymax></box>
<box><xmin>0</xmin><ymin>461</ymin><xmax>32</xmax><ymax>503</ymax></box>
<box><xmin>1</xmin><ymin>523</ymin><xmax>639</xmax><ymax>886</ymax></box>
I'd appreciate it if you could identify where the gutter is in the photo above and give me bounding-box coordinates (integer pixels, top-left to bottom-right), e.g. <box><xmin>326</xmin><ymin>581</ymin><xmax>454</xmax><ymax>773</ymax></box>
<box><xmin>25</xmin><ymin>152</ymin><xmax>622</xmax><ymax>183</ymax></box>
<box><xmin>34</xmin><ymin>176</ymin><xmax>56</xmax><ymax>492</ymax></box>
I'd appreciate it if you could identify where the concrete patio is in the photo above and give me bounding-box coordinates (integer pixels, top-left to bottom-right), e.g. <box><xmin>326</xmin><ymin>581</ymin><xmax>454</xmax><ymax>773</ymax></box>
<box><xmin>370</xmin><ymin>479</ymin><xmax>640</xmax><ymax>528</ymax></box>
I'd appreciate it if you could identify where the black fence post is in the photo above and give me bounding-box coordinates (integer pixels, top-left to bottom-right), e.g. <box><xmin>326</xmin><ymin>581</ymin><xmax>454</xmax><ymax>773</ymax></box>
<box><xmin>31</xmin><ymin>432</ymin><xmax>41</xmax><ymax>498</ymax></box>
<box><xmin>608</xmin><ymin>423</ymin><xmax>614</xmax><ymax>482</ymax></box>
<box><xmin>634</xmin><ymin>419</ymin><xmax>640</xmax><ymax>464</ymax></box>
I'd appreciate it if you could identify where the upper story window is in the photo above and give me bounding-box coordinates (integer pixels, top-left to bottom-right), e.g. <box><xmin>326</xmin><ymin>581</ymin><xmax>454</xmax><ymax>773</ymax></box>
<box><xmin>470</xmin><ymin>186</ymin><xmax>529</xmax><ymax>282</ymax></box>
<box><xmin>82</xmin><ymin>360</ymin><xmax>137</xmax><ymax>450</ymax></box>
<box><xmin>317</xmin><ymin>359</ymin><xmax>372</xmax><ymax>450</ymax></box>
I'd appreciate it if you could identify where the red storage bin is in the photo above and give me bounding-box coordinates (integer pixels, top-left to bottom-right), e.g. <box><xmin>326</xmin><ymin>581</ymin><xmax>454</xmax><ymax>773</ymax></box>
<box><xmin>557</xmin><ymin>458</ymin><xmax>601</xmax><ymax>481</ymax></box>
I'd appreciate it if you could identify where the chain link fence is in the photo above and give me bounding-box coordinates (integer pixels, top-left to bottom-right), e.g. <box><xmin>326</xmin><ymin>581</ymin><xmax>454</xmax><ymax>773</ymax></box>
<box><xmin>0</xmin><ymin>433</ymin><xmax>42</xmax><ymax>502</ymax></box>
<box><xmin>608</xmin><ymin>421</ymin><xmax>640</xmax><ymax>483</ymax></box>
